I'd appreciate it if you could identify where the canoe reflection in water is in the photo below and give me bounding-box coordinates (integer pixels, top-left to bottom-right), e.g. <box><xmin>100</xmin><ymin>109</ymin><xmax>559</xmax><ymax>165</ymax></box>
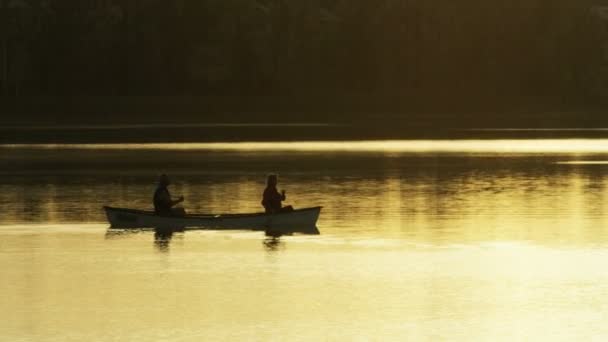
<box><xmin>263</xmin><ymin>236</ymin><xmax>284</xmax><ymax>252</ymax></box>
<box><xmin>105</xmin><ymin>224</ymin><xmax>317</xmax><ymax>253</ymax></box>
<box><xmin>154</xmin><ymin>227</ymin><xmax>179</xmax><ymax>253</ymax></box>
<box><xmin>105</xmin><ymin>227</ymin><xmax>183</xmax><ymax>253</ymax></box>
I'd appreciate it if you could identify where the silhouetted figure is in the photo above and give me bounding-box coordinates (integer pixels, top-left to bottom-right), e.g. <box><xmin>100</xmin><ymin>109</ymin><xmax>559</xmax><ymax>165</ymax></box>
<box><xmin>153</xmin><ymin>174</ymin><xmax>185</xmax><ymax>216</ymax></box>
<box><xmin>261</xmin><ymin>174</ymin><xmax>293</xmax><ymax>214</ymax></box>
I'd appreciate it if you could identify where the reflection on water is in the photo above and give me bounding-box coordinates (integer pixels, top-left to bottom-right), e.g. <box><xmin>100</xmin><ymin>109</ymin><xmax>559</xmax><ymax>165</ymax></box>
<box><xmin>7</xmin><ymin>139</ymin><xmax>608</xmax><ymax>153</ymax></box>
<box><xmin>2</xmin><ymin>141</ymin><xmax>608</xmax><ymax>246</ymax></box>
<box><xmin>106</xmin><ymin>228</ymin><xmax>181</xmax><ymax>252</ymax></box>
<box><xmin>263</xmin><ymin>236</ymin><xmax>284</xmax><ymax>252</ymax></box>
<box><xmin>557</xmin><ymin>160</ymin><xmax>608</xmax><ymax>165</ymax></box>
<box><xmin>4</xmin><ymin>141</ymin><xmax>608</xmax><ymax>340</ymax></box>
<box><xmin>154</xmin><ymin>228</ymin><xmax>174</xmax><ymax>253</ymax></box>
<box><xmin>104</xmin><ymin>228</ymin><xmax>139</xmax><ymax>240</ymax></box>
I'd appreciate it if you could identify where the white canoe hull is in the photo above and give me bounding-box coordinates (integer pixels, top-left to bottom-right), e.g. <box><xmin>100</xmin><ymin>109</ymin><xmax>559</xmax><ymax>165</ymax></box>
<box><xmin>104</xmin><ymin>206</ymin><xmax>321</xmax><ymax>233</ymax></box>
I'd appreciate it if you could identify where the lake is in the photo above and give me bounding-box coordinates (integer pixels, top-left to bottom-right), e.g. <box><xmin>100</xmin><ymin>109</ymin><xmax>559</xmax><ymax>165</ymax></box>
<box><xmin>2</xmin><ymin>140</ymin><xmax>608</xmax><ymax>341</ymax></box>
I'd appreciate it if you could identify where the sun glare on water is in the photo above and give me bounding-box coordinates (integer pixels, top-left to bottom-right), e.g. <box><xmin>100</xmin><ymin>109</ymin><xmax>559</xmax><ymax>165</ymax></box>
<box><xmin>4</xmin><ymin>139</ymin><xmax>608</xmax><ymax>154</ymax></box>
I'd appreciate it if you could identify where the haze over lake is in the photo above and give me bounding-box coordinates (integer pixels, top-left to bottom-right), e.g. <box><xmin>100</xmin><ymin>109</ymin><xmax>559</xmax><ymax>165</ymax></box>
<box><xmin>2</xmin><ymin>140</ymin><xmax>608</xmax><ymax>341</ymax></box>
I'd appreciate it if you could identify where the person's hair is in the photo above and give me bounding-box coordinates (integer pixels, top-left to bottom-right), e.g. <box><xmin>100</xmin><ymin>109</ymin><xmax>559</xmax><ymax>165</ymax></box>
<box><xmin>159</xmin><ymin>174</ymin><xmax>170</xmax><ymax>186</ymax></box>
<box><xmin>267</xmin><ymin>174</ymin><xmax>278</xmax><ymax>186</ymax></box>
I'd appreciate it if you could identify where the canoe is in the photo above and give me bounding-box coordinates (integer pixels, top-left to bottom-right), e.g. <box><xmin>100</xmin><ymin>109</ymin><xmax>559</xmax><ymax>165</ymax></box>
<box><xmin>103</xmin><ymin>206</ymin><xmax>322</xmax><ymax>233</ymax></box>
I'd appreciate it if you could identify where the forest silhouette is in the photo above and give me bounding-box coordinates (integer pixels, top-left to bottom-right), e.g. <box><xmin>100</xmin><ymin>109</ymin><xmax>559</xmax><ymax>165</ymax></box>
<box><xmin>1</xmin><ymin>0</ymin><xmax>607</xmax><ymax>130</ymax></box>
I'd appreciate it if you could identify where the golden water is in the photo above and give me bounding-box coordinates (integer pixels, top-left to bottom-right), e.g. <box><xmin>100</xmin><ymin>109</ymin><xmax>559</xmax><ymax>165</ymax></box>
<box><xmin>2</xmin><ymin>140</ymin><xmax>608</xmax><ymax>341</ymax></box>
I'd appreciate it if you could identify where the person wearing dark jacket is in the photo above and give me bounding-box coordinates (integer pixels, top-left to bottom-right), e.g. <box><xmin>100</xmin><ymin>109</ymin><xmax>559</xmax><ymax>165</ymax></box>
<box><xmin>261</xmin><ymin>174</ymin><xmax>293</xmax><ymax>214</ymax></box>
<box><xmin>153</xmin><ymin>174</ymin><xmax>185</xmax><ymax>216</ymax></box>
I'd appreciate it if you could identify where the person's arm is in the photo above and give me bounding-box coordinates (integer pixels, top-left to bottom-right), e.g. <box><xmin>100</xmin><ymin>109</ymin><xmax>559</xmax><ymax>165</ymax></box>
<box><xmin>271</xmin><ymin>189</ymin><xmax>284</xmax><ymax>202</ymax></box>
<box><xmin>280</xmin><ymin>190</ymin><xmax>286</xmax><ymax>201</ymax></box>
<box><xmin>170</xmin><ymin>196</ymin><xmax>184</xmax><ymax>207</ymax></box>
<box><xmin>161</xmin><ymin>189</ymin><xmax>184</xmax><ymax>208</ymax></box>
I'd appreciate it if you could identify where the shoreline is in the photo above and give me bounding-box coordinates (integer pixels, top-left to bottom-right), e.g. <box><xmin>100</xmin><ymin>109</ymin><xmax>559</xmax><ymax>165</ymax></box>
<box><xmin>3</xmin><ymin>124</ymin><xmax>608</xmax><ymax>144</ymax></box>
<box><xmin>2</xmin><ymin>95</ymin><xmax>607</xmax><ymax>143</ymax></box>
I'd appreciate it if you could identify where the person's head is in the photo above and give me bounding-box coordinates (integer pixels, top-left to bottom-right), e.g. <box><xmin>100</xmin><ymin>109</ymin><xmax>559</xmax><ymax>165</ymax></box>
<box><xmin>267</xmin><ymin>174</ymin><xmax>278</xmax><ymax>187</ymax></box>
<box><xmin>159</xmin><ymin>174</ymin><xmax>171</xmax><ymax>187</ymax></box>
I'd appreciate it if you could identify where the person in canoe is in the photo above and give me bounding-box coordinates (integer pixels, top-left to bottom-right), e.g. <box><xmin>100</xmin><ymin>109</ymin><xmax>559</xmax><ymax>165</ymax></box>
<box><xmin>262</xmin><ymin>174</ymin><xmax>293</xmax><ymax>214</ymax></box>
<box><xmin>154</xmin><ymin>174</ymin><xmax>186</xmax><ymax>216</ymax></box>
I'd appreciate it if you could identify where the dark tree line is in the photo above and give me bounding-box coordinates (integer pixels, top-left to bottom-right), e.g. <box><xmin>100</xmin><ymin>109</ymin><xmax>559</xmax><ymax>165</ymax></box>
<box><xmin>1</xmin><ymin>0</ymin><xmax>607</xmax><ymax>101</ymax></box>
